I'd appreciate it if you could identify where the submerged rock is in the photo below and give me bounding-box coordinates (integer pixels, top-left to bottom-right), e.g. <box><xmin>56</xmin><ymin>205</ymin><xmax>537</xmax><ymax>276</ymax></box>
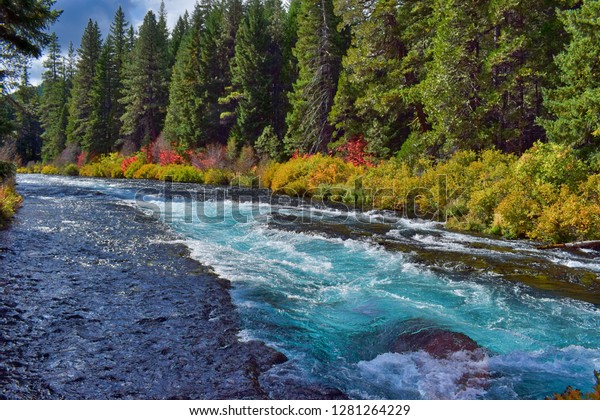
<box><xmin>391</xmin><ymin>320</ymin><xmax>485</xmax><ymax>360</ymax></box>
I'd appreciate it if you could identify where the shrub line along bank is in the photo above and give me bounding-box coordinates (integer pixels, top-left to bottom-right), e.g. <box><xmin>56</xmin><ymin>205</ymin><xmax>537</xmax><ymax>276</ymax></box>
<box><xmin>0</xmin><ymin>161</ymin><xmax>23</xmax><ymax>228</ymax></box>
<box><xmin>18</xmin><ymin>142</ymin><xmax>600</xmax><ymax>244</ymax></box>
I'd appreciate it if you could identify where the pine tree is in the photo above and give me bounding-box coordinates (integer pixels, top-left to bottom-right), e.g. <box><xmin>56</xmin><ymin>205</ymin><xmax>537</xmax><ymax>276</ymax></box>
<box><xmin>230</xmin><ymin>0</ymin><xmax>275</xmax><ymax>145</ymax></box>
<box><xmin>197</xmin><ymin>3</ymin><xmax>230</xmax><ymax>144</ymax></box>
<box><xmin>284</xmin><ymin>0</ymin><xmax>344</xmax><ymax>154</ymax></box>
<box><xmin>170</xmin><ymin>12</ymin><xmax>190</xmax><ymax>62</ymax></box>
<box><xmin>65</xmin><ymin>41</ymin><xmax>76</xmax><ymax>80</ymax></box>
<box><xmin>120</xmin><ymin>10</ymin><xmax>171</xmax><ymax>147</ymax></box>
<box><xmin>85</xmin><ymin>7</ymin><xmax>130</xmax><ymax>155</ymax></box>
<box><xmin>39</xmin><ymin>33</ymin><xmax>69</xmax><ymax>161</ymax></box>
<box><xmin>330</xmin><ymin>0</ymin><xmax>433</xmax><ymax>158</ymax></box>
<box><xmin>14</xmin><ymin>67</ymin><xmax>42</xmax><ymax>163</ymax></box>
<box><xmin>164</xmin><ymin>4</ymin><xmax>206</xmax><ymax>149</ymax></box>
<box><xmin>420</xmin><ymin>0</ymin><xmax>566</xmax><ymax>155</ymax></box>
<box><xmin>157</xmin><ymin>1</ymin><xmax>173</xmax><ymax>74</ymax></box>
<box><xmin>66</xmin><ymin>19</ymin><xmax>102</xmax><ymax>148</ymax></box>
<box><xmin>87</xmin><ymin>43</ymin><xmax>116</xmax><ymax>155</ymax></box>
<box><xmin>541</xmin><ymin>0</ymin><xmax>600</xmax><ymax>150</ymax></box>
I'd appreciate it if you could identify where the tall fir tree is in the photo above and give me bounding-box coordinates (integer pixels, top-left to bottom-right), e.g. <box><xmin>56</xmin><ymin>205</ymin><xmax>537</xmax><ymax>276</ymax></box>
<box><xmin>284</xmin><ymin>0</ymin><xmax>345</xmax><ymax>154</ymax></box>
<box><xmin>14</xmin><ymin>67</ymin><xmax>42</xmax><ymax>163</ymax></box>
<box><xmin>420</xmin><ymin>0</ymin><xmax>567</xmax><ymax>155</ymax></box>
<box><xmin>230</xmin><ymin>0</ymin><xmax>277</xmax><ymax>145</ymax></box>
<box><xmin>164</xmin><ymin>4</ymin><xmax>207</xmax><ymax>149</ymax></box>
<box><xmin>541</xmin><ymin>0</ymin><xmax>600</xmax><ymax>150</ymax></box>
<box><xmin>331</xmin><ymin>0</ymin><xmax>433</xmax><ymax>158</ymax></box>
<box><xmin>86</xmin><ymin>7</ymin><xmax>130</xmax><ymax>155</ymax></box>
<box><xmin>169</xmin><ymin>12</ymin><xmax>190</xmax><ymax>62</ymax></box>
<box><xmin>197</xmin><ymin>3</ymin><xmax>230</xmax><ymax>144</ymax></box>
<box><xmin>39</xmin><ymin>33</ymin><xmax>69</xmax><ymax>161</ymax></box>
<box><xmin>120</xmin><ymin>10</ymin><xmax>171</xmax><ymax>147</ymax></box>
<box><xmin>66</xmin><ymin>19</ymin><xmax>102</xmax><ymax>148</ymax></box>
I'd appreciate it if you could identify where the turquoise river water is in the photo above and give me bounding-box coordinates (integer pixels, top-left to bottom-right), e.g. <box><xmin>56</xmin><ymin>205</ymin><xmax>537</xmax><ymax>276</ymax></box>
<box><xmin>18</xmin><ymin>175</ymin><xmax>600</xmax><ymax>399</ymax></box>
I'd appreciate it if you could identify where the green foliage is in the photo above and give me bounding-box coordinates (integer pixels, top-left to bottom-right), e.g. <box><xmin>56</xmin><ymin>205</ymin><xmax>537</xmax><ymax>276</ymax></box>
<box><xmin>0</xmin><ymin>184</ymin><xmax>22</xmax><ymax>227</ymax></box>
<box><xmin>229</xmin><ymin>0</ymin><xmax>289</xmax><ymax>146</ymax></box>
<box><xmin>158</xmin><ymin>165</ymin><xmax>204</xmax><ymax>183</ymax></box>
<box><xmin>0</xmin><ymin>161</ymin><xmax>16</xmax><ymax>181</ymax></box>
<box><xmin>120</xmin><ymin>9</ymin><xmax>170</xmax><ymax>148</ymax></box>
<box><xmin>62</xmin><ymin>163</ymin><xmax>79</xmax><ymax>176</ymax></box>
<box><xmin>541</xmin><ymin>0</ymin><xmax>600</xmax><ymax>149</ymax></box>
<box><xmin>331</xmin><ymin>0</ymin><xmax>432</xmax><ymax>158</ymax></box>
<box><xmin>205</xmin><ymin>168</ymin><xmax>233</xmax><ymax>185</ymax></box>
<box><xmin>39</xmin><ymin>33</ymin><xmax>70</xmax><ymax>162</ymax></box>
<box><xmin>284</xmin><ymin>0</ymin><xmax>344</xmax><ymax>154</ymax></box>
<box><xmin>66</xmin><ymin>20</ymin><xmax>102</xmax><ymax>148</ymax></box>
<box><xmin>255</xmin><ymin>125</ymin><xmax>285</xmax><ymax>161</ymax></box>
<box><xmin>163</xmin><ymin>4</ymin><xmax>206</xmax><ymax>149</ymax></box>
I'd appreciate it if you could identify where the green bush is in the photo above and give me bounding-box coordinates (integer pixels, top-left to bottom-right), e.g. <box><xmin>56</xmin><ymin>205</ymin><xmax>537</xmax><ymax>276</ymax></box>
<box><xmin>204</xmin><ymin>168</ymin><xmax>232</xmax><ymax>185</ymax></box>
<box><xmin>158</xmin><ymin>165</ymin><xmax>204</xmax><ymax>183</ymax></box>
<box><xmin>62</xmin><ymin>164</ymin><xmax>79</xmax><ymax>176</ymax></box>
<box><xmin>0</xmin><ymin>161</ymin><xmax>16</xmax><ymax>182</ymax></box>
<box><xmin>123</xmin><ymin>157</ymin><xmax>145</xmax><ymax>179</ymax></box>
<box><xmin>515</xmin><ymin>142</ymin><xmax>588</xmax><ymax>188</ymax></box>
<box><xmin>133</xmin><ymin>164</ymin><xmax>161</xmax><ymax>180</ymax></box>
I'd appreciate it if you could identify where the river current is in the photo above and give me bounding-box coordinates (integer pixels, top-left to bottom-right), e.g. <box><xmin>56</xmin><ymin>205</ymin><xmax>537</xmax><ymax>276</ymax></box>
<box><xmin>13</xmin><ymin>175</ymin><xmax>600</xmax><ymax>399</ymax></box>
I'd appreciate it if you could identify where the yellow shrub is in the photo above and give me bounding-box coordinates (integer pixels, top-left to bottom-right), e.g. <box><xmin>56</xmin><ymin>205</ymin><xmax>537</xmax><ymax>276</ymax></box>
<box><xmin>0</xmin><ymin>185</ymin><xmax>23</xmax><ymax>225</ymax></box>
<box><xmin>307</xmin><ymin>158</ymin><xmax>362</xmax><ymax>191</ymax></box>
<box><xmin>533</xmin><ymin>186</ymin><xmax>600</xmax><ymax>243</ymax></box>
<box><xmin>204</xmin><ymin>168</ymin><xmax>233</xmax><ymax>185</ymax></box>
<box><xmin>358</xmin><ymin>160</ymin><xmax>417</xmax><ymax>211</ymax></box>
<box><xmin>41</xmin><ymin>165</ymin><xmax>60</xmax><ymax>175</ymax></box>
<box><xmin>133</xmin><ymin>164</ymin><xmax>161</xmax><ymax>180</ymax></box>
<box><xmin>158</xmin><ymin>165</ymin><xmax>204</xmax><ymax>183</ymax></box>
<box><xmin>260</xmin><ymin>161</ymin><xmax>282</xmax><ymax>189</ymax></box>
<box><xmin>492</xmin><ymin>182</ymin><xmax>558</xmax><ymax>239</ymax></box>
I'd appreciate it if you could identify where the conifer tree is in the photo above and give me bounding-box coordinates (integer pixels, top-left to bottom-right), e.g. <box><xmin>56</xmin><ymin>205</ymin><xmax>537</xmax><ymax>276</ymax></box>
<box><xmin>541</xmin><ymin>0</ymin><xmax>600</xmax><ymax>150</ymax></box>
<box><xmin>331</xmin><ymin>0</ymin><xmax>433</xmax><ymax>158</ymax></box>
<box><xmin>420</xmin><ymin>0</ymin><xmax>566</xmax><ymax>155</ymax></box>
<box><xmin>164</xmin><ymin>4</ymin><xmax>206</xmax><ymax>149</ymax></box>
<box><xmin>170</xmin><ymin>12</ymin><xmax>190</xmax><ymax>62</ymax></box>
<box><xmin>39</xmin><ymin>33</ymin><xmax>69</xmax><ymax>161</ymax></box>
<box><xmin>14</xmin><ymin>67</ymin><xmax>42</xmax><ymax>163</ymax></box>
<box><xmin>66</xmin><ymin>19</ymin><xmax>102</xmax><ymax>147</ymax></box>
<box><xmin>120</xmin><ymin>10</ymin><xmax>171</xmax><ymax>147</ymax></box>
<box><xmin>230</xmin><ymin>0</ymin><xmax>275</xmax><ymax>145</ymax></box>
<box><xmin>284</xmin><ymin>0</ymin><xmax>344</xmax><ymax>154</ymax></box>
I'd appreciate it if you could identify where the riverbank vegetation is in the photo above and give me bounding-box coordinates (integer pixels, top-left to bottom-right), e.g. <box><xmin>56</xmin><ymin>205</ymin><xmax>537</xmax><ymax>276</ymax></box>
<box><xmin>2</xmin><ymin>0</ymin><xmax>600</xmax><ymax>244</ymax></box>
<box><xmin>0</xmin><ymin>162</ymin><xmax>22</xmax><ymax>228</ymax></box>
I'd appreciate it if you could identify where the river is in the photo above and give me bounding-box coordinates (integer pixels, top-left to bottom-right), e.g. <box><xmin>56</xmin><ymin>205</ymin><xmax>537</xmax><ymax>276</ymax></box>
<box><xmin>3</xmin><ymin>174</ymin><xmax>600</xmax><ymax>399</ymax></box>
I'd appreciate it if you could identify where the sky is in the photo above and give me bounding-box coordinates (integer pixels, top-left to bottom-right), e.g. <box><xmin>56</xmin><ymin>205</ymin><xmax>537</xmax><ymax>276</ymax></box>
<box><xmin>29</xmin><ymin>0</ymin><xmax>196</xmax><ymax>85</ymax></box>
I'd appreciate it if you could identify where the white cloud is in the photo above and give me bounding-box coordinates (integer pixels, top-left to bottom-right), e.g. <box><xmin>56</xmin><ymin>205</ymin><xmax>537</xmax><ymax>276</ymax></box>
<box><xmin>29</xmin><ymin>56</ymin><xmax>46</xmax><ymax>87</ymax></box>
<box><xmin>131</xmin><ymin>0</ymin><xmax>195</xmax><ymax>29</ymax></box>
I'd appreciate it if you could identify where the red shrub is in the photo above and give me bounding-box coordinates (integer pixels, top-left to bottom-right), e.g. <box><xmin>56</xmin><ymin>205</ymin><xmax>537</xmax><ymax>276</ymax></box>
<box><xmin>121</xmin><ymin>156</ymin><xmax>138</xmax><ymax>173</ymax></box>
<box><xmin>337</xmin><ymin>136</ymin><xmax>373</xmax><ymax>167</ymax></box>
<box><xmin>77</xmin><ymin>152</ymin><xmax>88</xmax><ymax>168</ymax></box>
<box><xmin>158</xmin><ymin>150</ymin><xmax>184</xmax><ymax>166</ymax></box>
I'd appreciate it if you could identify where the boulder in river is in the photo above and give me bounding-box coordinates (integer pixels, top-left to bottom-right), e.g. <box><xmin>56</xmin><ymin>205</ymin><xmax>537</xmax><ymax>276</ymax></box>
<box><xmin>391</xmin><ymin>320</ymin><xmax>485</xmax><ymax>360</ymax></box>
